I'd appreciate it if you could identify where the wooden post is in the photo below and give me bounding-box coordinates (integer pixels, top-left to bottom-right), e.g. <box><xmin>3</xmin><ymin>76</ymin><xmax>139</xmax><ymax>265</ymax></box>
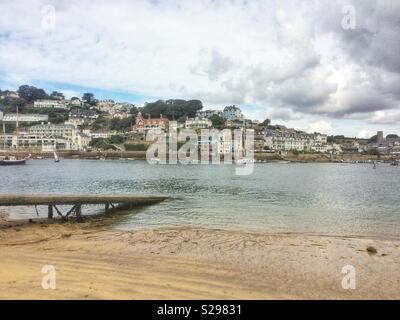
<box><xmin>76</xmin><ymin>204</ymin><xmax>82</xmax><ymax>222</ymax></box>
<box><xmin>48</xmin><ymin>205</ymin><xmax>53</xmax><ymax>219</ymax></box>
<box><xmin>105</xmin><ymin>203</ymin><xmax>110</xmax><ymax>214</ymax></box>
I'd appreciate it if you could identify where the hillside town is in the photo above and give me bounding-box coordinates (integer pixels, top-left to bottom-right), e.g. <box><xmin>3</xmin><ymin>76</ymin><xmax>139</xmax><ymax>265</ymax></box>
<box><xmin>1</xmin><ymin>85</ymin><xmax>400</xmax><ymax>157</ymax></box>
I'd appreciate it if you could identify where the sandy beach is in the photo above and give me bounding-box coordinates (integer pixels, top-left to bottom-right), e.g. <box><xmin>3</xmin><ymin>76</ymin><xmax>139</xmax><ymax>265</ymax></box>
<box><xmin>0</xmin><ymin>214</ymin><xmax>399</xmax><ymax>300</ymax></box>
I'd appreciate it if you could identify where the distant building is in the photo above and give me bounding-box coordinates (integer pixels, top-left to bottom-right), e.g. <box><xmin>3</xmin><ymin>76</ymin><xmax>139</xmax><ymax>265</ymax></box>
<box><xmin>0</xmin><ymin>91</ymin><xmax>19</xmax><ymax>99</ymax></box>
<box><xmin>0</xmin><ymin>112</ymin><xmax>48</xmax><ymax>123</ymax></box>
<box><xmin>196</xmin><ymin>110</ymin><xmax>223</xmax><ymax>118</ymax></box>
<box><xmin>26</xmin><ymin>123</ymin><xmax>91</xmax><ymax>150</ymax></box>
<box><xmin>0</xmin><ymin>133</ymin><xmax>72</xmax><ymax>151</ymax></box>
<box><xmin>96</xmin><ymin>100</ymin><xmax>115</xmax><ymax>113</ymax></box>
<box><xmin>70</xmin><ymin>97</ymin><xmax>82</xmax><ymax>106</ymax></box>
<box><xmin>133</xmin><ymin>112</ymin><xmax>169</xmax><ymax>132</ymax></box>
<box><xmin>223</xmin><ymin>105</ymin><xmax>243</xmax><ymax>120</ymax></box>
<box><xmin>225</xmin><ymin>118</ymin><xmax>252</xmax><ymax>128</ymax></box>
<box><xmin>386</xmin><ymin>134</ymin><xmax>400</xmax><ymax>145</ymax></box>
<box><xmin>28</xmin><ymin>123</ymin><xmax>75</xmax><ymax>140</ymax></box>
<box><xmin>112</xmin><ymin>110</ymin><xmax>129</xmax><ymax>119</ymax></box>
<box><xmin>69</xmin><ymin>109</ymin><xmax>99</xmax><ymax>119</ymax></box>
<box><xmin>366</xmin><ymin>131</ymin><xmax>400</xmax><ymax>155</ymax></box>
<box><xmin>340</xmin><ymin>142</ymin><xmax>362</xmax><ymax>154</ymax></box>
<box><xmin>264</xmin><ymin>126</ymin><xmax>328</xmax><ymax>152</ymax></box>
<box><xmin>89</xmin><ymin>131</ymin><xmax>118</xmax><ymax>139</ymax></box>
<box><xmin>33</xmin><ymin>99</ymin><xmax>68</xmax><ymax>110</ymax></box>
<box><xmin>377</xmin><ymin>131</ymin><xmax>384</xmax><ymax>144</ymax></box>
<box><xmin>65</xmin><ymin>118</ymin><xmax>85</xmax><ymax>128</ymax></box>
<box><xmin>185</xmin><ymin>117</ymin><xmax>212</xmax><ymax>129</ymax></box>
<box><xmin>217</xmin><ymin>130</ymin><xmax>244</xmax><ymax>155</ymax></box>
<box><xmin>73</xmin><ymin>132</ymin><xmax>91</xmax><ymax>150</ymax></box>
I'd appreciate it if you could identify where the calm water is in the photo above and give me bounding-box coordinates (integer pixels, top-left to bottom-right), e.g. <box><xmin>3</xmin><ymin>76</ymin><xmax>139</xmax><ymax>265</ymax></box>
<box><xmin>0</xmin><ymin>159</ymin><xmax>399</xmax><ymax>238</ymax></box>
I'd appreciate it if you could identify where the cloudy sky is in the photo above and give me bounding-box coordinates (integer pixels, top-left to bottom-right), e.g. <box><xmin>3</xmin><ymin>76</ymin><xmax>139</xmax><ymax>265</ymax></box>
<box><xmin>0</xmin><ymin>0</ymin><xmax>399</xmax><ymax>137</ymax></box>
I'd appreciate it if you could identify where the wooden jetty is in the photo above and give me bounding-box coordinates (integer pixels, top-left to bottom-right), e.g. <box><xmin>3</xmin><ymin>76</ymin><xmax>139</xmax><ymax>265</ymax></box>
<box><xmin>0</xmin><ymin>195</ymin><xmax>168</xmax><ymax>222</ymax></box>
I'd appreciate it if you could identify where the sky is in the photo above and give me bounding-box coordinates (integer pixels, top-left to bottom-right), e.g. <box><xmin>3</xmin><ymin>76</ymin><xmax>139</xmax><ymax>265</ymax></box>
<box><xmin>0</xmin><ymin>0</ymin><xmax>399</xmax><ymax>138</ymax></box>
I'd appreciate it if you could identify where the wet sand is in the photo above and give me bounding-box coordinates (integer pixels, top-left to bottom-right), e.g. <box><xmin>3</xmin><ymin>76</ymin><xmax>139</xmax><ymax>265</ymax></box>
<box><xmin>0</xmin><ymin>216</ymin><xmax>399</xmax><ymax>299</ymax></box>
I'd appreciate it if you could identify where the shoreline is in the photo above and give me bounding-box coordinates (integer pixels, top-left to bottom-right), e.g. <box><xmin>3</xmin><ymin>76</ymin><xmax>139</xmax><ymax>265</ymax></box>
<box><xmin>0</xmin><ymin>216</ymin><xmax>399</xmax><ymax>299</ymax></box>
<box><xmin>0</xmin><ymin>149</ymin><xmax>388</xmax><ymax>163</ymax></box>
<box><xmin>2</xmin><ymin>214</ymin><xmax>399</xmax><ymax>242</ymax></box>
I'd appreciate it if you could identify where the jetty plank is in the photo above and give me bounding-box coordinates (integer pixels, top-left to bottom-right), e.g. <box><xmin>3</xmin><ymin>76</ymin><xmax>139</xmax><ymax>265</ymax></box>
<box><xmin>0</xmin><ymin>195</ymin><xmax>168</xmax><ymax>206</ymax></box>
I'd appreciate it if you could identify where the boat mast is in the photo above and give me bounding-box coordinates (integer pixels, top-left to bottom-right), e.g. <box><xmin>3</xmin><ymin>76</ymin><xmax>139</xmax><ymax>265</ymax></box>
<box><xmin>16</xmin><ymin>105</ymin><xmax>19</xmax><ymax>150</ymax></box>
<box><xmin>2</xmin><ymin>120</ymin><xmax>5</xmax><ymax>149</ymax></box>
<box><xmin>243</xmin><ymin>119</ymin><xmax>246</xmax><ymax>158</ymax></box>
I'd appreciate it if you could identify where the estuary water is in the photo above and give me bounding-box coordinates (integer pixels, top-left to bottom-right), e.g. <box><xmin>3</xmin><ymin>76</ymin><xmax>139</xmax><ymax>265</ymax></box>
<box><xmin>0</xmin><ymin>159</ymin><xmax>399</xmax><ymax>238</ymax></box>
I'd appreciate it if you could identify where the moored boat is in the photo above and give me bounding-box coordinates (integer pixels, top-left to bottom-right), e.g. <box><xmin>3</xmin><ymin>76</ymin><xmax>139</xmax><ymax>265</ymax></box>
<box><xmin>0</xmin><ymin>154</ymin><xmax>31</xmax><ymax>166</ymax></box>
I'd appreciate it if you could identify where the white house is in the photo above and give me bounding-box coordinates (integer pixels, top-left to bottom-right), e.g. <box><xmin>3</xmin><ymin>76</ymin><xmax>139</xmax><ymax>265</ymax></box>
<box><xmin>223</xmin><ymin>105</ymin><xmax>243</xmax><ymax>120</ymax></box>
<box><xmin>185</xmin><ymin>117</ymin><xmax>212</xmax><ymax>129</ymax></box>
<box><xmin>264</xmin><ymin>126</ymin><xmax>328</xmax><ymax>152</ymax></box>
<box><xmin>34</xmin><ymin>99</ymin><xmax>68</xmax><ymax>110</ymax></box>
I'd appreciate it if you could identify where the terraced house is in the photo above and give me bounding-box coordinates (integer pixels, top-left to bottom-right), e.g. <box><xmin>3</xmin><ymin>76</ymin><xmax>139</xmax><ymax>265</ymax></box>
<box><xmin>264</xmin><ymin>126</ymin><xmax>328</xmax><ymax>152</ymax></box>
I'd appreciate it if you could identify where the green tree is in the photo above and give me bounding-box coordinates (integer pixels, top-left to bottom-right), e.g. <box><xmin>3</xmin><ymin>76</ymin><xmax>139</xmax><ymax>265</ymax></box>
<box><xmin>0</xmin><ymin>97</ymin><xmax>28</xmax><ymax>111</ymax></box>
<box><xmin>17</xmin><ymin>85</ymin><xmax>48</xmax><ymax>102</ymax></box>
<box><xmin>210</xmin><ymin>114</ymin><xmax>226</xmax><ymax>129</ymax></box>
<box><xmin>82</xmin><ymin>93</ymin><xmax>96</xmax><ymax>105</ymax></box>
<box><xmin>92</xmin><ymin>116</ymin><xmax>109</xmax><ymax>130</ymax></box>
<box><xmin>90</xmin><ymin>138</ymin><xmax>117</xmax><ymax>150</ymax></box>
<box><xmin>129</xmin><ymin>105</ymin><xmax>139</xmax><ymax>116</ymax></box>
<box><xmin>110</xmin><ymin>116</ymin><xmax>133</xmax><ymax>132</ymax></box>
<box><xmin>368</xmin><ymin>135</ymin><xmax>378</xmax><ymax>144</ymax></box>
<box><xmin>141</xmin><ymin>99</ymin><xmax>203</xmax><ymax>120</ymax></box>
<box><xmin>261</xmin><ymin>118</ymin><xmax>271</xmax><ymax>127</ymax></box>
<box><xmin>109</xmin><ymin>135</ymin><xmax>124</xmax><ymax>144</ymax></box>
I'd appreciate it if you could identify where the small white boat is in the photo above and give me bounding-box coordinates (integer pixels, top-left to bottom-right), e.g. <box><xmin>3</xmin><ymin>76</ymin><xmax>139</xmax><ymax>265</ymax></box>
<box><xmin>235</xmin><ymin>158</ymin><xmax>255</xmax><ymax>164</ymax></box>
<box><xmin>189</xmin><ymin>159</ymin><xmax>200</xmax><ymax>164</ymax></box>
<box><xmin>149</xmin><ymin>157</ymin><xmax>160</xmax><ymax>164</ymax></box>
<box><xmin>54</xmin><ymin>152</ymin><xmax>60</xmax><ymax>163</ymax></box>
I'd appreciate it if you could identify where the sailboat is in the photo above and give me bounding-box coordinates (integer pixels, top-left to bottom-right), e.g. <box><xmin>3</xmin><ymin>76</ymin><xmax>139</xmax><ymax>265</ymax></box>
<box><xmin>54</xmin><ymin>151</ymin><xmax>60</xmax><ymax>163</ymax></box>
<box><xmin>0</xmin><ymin>106</ymin><xmax>30</xmax><ymax>166</ymax></box>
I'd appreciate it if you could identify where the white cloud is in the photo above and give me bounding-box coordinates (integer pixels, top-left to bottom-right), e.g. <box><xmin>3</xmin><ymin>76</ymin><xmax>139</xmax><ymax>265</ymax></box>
<box><xmin>357</xmin><ymin>129</ymin><xmax>375</xmax><ymax>139</ymax></box>
<box><xmin>305</xmin><ymin>120</ymin><xmax>336</xmax><ymax>135</ymax></box>
<box><xmin>61</xmin><ymin>90</ymin><xmax>81</xmax><ymax>99</ymax></box>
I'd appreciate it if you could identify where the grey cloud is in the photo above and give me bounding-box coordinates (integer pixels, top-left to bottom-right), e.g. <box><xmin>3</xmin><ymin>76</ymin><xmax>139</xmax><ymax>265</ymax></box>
<box><xmin>332</xmin><ymin>91</ymin><xmax>396</xmax><ymax>117</ymax></box>
<box><xmin>273</xmin><ymin>76</ymin><xmax>337</xmax><ymax>111</ymax></box>
<box><xmin>266</xmin><ymin>108</ymin><xmax>302</xmax><ymax>121</ymax></box>
<box><xmin>206</xmin><ymin>49</ymin><xmax>234</xmax><ymax>81</ymax></box>
<box><xmin>190</xmin><ymin>49</ymin><xmax>234</xmax><ymax>81</ymax></box>
<box><xmin>329</xmin><ymin>0</ymin><xmax>400</xmax><ymax>73</ymax></box>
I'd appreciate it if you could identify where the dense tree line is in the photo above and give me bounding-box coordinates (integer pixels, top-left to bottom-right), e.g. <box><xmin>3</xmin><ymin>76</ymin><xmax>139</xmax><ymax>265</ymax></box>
<box><xmin>140</xmin><ymin>99</ymin><xmax>203</xmax><ymax>120</ymax></box>
<box><xmin>110</xmin><ymin>116</ymin><xmax>134</xmax><ymax>132</ymax></box>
